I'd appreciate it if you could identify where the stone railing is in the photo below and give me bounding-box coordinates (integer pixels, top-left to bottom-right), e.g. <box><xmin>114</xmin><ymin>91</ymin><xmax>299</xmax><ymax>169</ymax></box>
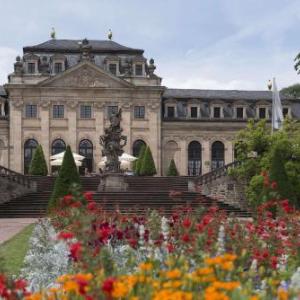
<box><xmin>0</xmin><ymin>165</ymin><xmax>35</xmax><ymax>189</ymax></box>
<box><xmin>197</xmin><ymin>160</ymin><xmax>243</xmax><ymax>185</ymax></box>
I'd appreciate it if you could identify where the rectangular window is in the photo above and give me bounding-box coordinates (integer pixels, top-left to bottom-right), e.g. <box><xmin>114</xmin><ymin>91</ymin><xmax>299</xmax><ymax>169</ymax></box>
<box><xmin>53</xmin><ymin>105</ymin><xmax>64</xmax><ymax>119</ymax></box>
<box><xmin>167</xmin><ymin>106</ymin><xmax>175</xmax><ymax>118</ymax></box>
<box><xmin>80</xmin><ymin>105</ymin><xmax>92</xmax><ymax>119</ymax></box>
<box><xmin>27</xmin><ymin>63</ymin><xmax>36</xmax><ymax>74</ymax></box>
<box><xmin>283</xmin><ymin>107</ymin><xmax>289</xmax><ymax>118</ymax></box>
<box><xmin>109</xmin><ymin>63</ymin><xmax>117</xmax><ymax>75</ymax></box>
<box><xmin>236</xmin><ymin>107</ymin><xmax>244</xmax><ymax>119</ymax></box>
<box><xmin>107</xmin><ymin>105</ymin><xmax>118</xmax><ymax>117</ymax></box>
<box><xmin>213</xmin><ymin>107</ymin><xmax>221</xmax><ymax>118</ymax></box>
<box><xmin>54</xmin><ymin>62</ymin><xmax>63</xmax><ymax>74</ymax></box>
<box><xmin>135</xmin><ymin>64</ymin><xmax>143</xmax><ymax>76</ymax></box>
<box><xmin>259</xmin><ymin>107</ymin><xmax>266</xmax><ymax>119</ymax></box>
<box><xmin>134</xmin><ymin>106</ymin><xmax>145</xmax><ymax>119</ymax></box>
<box><xmin>190</xmin><ymin>107</ymin><xmax>198</xmax><ymax>118</ymax></box>
<box><xmin>25</xmin><ymin>104</ymin><xmax>37</xmax><ymax>118</ymax></box>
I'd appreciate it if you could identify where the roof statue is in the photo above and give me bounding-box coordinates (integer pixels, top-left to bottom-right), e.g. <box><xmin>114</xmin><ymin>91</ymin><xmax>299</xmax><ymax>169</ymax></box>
<box><xmin>50</xmin><ymin>27</ymin><xmax>56</xmax><ymax>39</ymax></box>
<box><xmin>108</xmin><ymin>29</ymin><xmax>113</xmax><ymax>40</ymax></box>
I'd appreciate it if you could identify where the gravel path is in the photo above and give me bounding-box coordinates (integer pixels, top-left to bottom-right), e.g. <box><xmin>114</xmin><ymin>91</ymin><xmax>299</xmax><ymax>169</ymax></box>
<box><xmin>0</xmin><ymin>219</ymin><xmax>37</xmax><ymax>244</ymax></box>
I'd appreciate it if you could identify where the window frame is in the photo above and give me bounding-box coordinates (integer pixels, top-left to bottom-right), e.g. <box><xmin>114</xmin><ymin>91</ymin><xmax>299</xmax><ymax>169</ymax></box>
<box><xmin>235</xmin><ymin>106</ymin><xmax>245</xmax><ymax>119</ymax></box>
<box><xmin>190</xmin><ymin>106</ymin><xmax>198</xmax><ymax>118</ymax></box>
<box><xmin>108</xmin><ymin>63</ymin><xmax>118</xmax><ymax>76</ymax></box>
<box><xmin>134</xmin><ymin>106</ymin><xmax>145</xmax><ymax>119</ymax></box>
<box><xmin>54</xmin><ymin>62</ymin><xmax>63</xmax><ymax>74</ymax></box>
<box><xmin>25</xmin><ymin>104</ymin><xmax>38</xmax><ymax>118</ymax></box>
<box><xmin>80</xmin><ymin>105</ymin><xmax>92</xmax><ymax>119</ymax></box>
<box><xmin>213</xmin><ymin>106</ymin><xmax>221</xmax><ymax>119</ymax></box>
<box><xmin>167</xmin><ymin>106</ymin><xmax>176</xmax><ymax>118</ymax></box>
<box><xmin>52</xmin><ymin>104</ymin><xmax>65</xmax><ymax>119</ymax></box>
<box><xmin>27</xmin><ymin>62</ymin><xmax>36</xmax><ymax>74</ymax></box>
<box><xmin>134</xmin><ymin>63</ymin><xmax>143</xmax><ymax>76</ymax></box>
<box><xmin>282</xmin><ymin>106</ymin><xmax>291</xmax><ymax>118</ymax></box>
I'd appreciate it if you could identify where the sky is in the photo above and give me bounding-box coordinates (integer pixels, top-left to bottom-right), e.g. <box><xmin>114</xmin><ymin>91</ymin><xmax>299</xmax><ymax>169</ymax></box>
<box><xmin>0</xmin><ymin>0</ymin><xmax>299</xmax><ymax>90</ymax></box>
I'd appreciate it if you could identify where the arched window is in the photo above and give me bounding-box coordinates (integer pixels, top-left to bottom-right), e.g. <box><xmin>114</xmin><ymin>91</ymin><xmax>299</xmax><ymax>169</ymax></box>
<box><xmin>211</xmin><ymin>141</ymin><xmax>225</xmax><ymax>170</ymax></box>
<box><xmin>132</xmin><ymin>139</ymin><xmax>146</xmax><ymax>157</ymax></box>
<box><xmin>188</xmin><ymin>141</ymin><xmax>202</xmax><ymax>176</ymax></box>
<box><xmin>79</xmin><ymin>139</ymin><xmax>93</xmax><ymax>174</ymax></box>
<box><xmin>51</xmin><ymin>139</ymin><xmax>66</xmax><ymax>155</ymax></box>
<box><xmin>24</xmin><ymin>139</ymin><xmax>38</xmax><ymax>174</ymax></box>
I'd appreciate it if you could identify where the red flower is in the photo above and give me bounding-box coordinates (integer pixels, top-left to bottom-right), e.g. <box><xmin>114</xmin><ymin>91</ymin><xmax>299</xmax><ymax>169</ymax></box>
<box><xmin>128</xmin><ymin>238</ymin><xmax>138</xmax><ymax>249</ymax></box>
<box><xmin>69</xmin><ymin>242</ymin><xmax>82</xmax><ymax>261</ymax></box>
<box><xmin>87</xmin><ymin>201</ymin><xmax>97</xmax><ymax>211</ymax></box>
<box><xmin>182</xmin><ymin>218</ymin><xmax>192</xmax><ymax>229</ymax></box>
<box><xmin>181</xmin><ymin>233</ymin><xmax>190</xmax><ymax>243</ymax></box>
<box><xmin>63</xmin><ymin>194</ymin><xmax>73</xmax><ymax>205</ymax></box>
<box><xmin>271</xmin><ymin>181</ymin><xmax>277</xmax><ymax>190</ymax></box>
<box><xmin>270</xmin><ymin>256</ymin><xmax>278</xmax><ymax>269</ymax></box>
<box><xmin>102</xmin><ymin>277</ymin><xmax>116</xmax><ymax>294</ymax></box>
<box><xmin>14</xmin><ymin>279</ymin><xmax>27</xmax><ymax>290</ymax></box>
<box><xmin>84</xmin><ymin>192</ymin><xmax>94</xmax><ymax>202</ymax></box>
<box><xmin>57</xmin><ymin>231</ymin><xmax>75</xmax><ymax>240</ymax></box>
<box><xmin>167</xmin><ymin>243</ymin><xmax>175</xmax><ymax>253</ymax></box>
<box><xmin>262</xmin><ymin>249</ymin><xmax>269</xmax><ymax>259</ymax></box>
<box><xmin>71</xmin><ymin>201</ymin><xmax>82</xmax><ymax>208</ymax></box>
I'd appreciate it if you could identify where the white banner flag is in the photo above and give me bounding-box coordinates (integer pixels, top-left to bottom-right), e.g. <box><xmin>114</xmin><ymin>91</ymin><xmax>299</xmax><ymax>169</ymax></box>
<box><xmin>272</xmin><ymin>78</ymin><xmax>284</xmax><ymax>130</ymax></box>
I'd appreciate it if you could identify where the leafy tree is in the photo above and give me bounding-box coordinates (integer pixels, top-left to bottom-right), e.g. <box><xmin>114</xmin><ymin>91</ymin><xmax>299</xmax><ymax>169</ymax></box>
<box><xmin>281</xmin><ymin>83</ymin><xmax>300</xmax><ymax>98</ymax></box>
<box><xmin>134</xmin><ymin>144</ymin><xmax>146</xmax><ymax>176</ymax></box>
<box><xmin>167</xmin><ymin>159</ymin><xmax>179</xmax><ymax>176</ymax></box>
<box><xmin>140</xmin><ymin>146</ymin><xmax>157</xmax><ymax>176</ymax></box>
<box><xmin>48</xmin><ymin>145</ymin><xmax>81</xmax><ymax>210</ymax></box>
<box><xmin>29</xmin><ymin>144</ymin><xmax>48</xmax><ymax>176</ymax></box>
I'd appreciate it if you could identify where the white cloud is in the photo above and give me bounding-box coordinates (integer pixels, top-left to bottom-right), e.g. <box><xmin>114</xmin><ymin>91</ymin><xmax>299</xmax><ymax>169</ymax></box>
<box><xmin>0</xmin><ymin>47</ymin><xmax>18</xmax><ymax>85</ymax></box>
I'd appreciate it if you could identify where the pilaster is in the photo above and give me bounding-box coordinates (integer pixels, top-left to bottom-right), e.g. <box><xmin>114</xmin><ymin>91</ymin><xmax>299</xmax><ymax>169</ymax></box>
<box><xmin>40</xmin><ymin>100</ymin><xmax>50</xmax><ymax>171</ymax></box>
<box><xmin>67</xmin><ymin>101</ymin><xmax>78</xmax><ymax>152</ymax></box>
<box><xmin>94</xmin><ymin>102</ymin><xmax>105</xmax><ymax>169</ymax></box>
<box><xmin>225</xmin><ymin>140</ymin><xmax>233</xmax><ymax>165</ymax></box>
<box><xmin>202</xmin><ymin>140</ymin><xmax>210</xmax><ymax>174</ymax></box>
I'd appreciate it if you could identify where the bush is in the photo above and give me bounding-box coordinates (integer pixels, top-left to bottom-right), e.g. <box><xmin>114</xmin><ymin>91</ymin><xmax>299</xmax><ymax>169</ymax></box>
<box><xmin>29</xmin><ymin>145</ymin><xmax>48</xmax><ymax>176</ymax></box>
<box><xmin>167</xmin><ymin>159</ymin><xmax>179</xmax><ymax>176</ymax></box>
<box><xmin>140</xmin><ymin>146</ymin><xmax>157</xmax><ymax>176</ymax></box>
<box><xmin>48</xmin><ymin>145</ymin><xmax>81</xmax><ymax>210</ymax></box>
<box><xmin>134</xmin><ymin>145</ymin><xmax>146</xmax><ymax>176</ymax></box>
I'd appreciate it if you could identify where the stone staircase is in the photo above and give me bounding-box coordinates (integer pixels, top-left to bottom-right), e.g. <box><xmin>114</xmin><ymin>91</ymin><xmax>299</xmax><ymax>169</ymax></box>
<box><xmin>0</xmin><ymin>163</ymin><xmax>252</xmax><ymax>218</ymax></box>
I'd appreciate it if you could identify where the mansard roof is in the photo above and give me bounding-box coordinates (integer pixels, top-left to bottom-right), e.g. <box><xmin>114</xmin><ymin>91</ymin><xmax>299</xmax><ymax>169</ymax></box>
<box><xmin>163</xmin><ymin>88</ymin><xmax>297</xmax><ymax>101</ymax></box>
<box><xmin>23</xmin><ymin>39</ymin><xmax>144</xmax><ymax>55</ymax></box>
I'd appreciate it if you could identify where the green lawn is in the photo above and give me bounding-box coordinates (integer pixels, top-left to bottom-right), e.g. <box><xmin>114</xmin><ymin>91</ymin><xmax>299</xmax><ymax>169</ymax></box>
<box><xmin>0</xmin><ymin>224</ymin><xmax>34</xmax><ymax>275</ymax></box>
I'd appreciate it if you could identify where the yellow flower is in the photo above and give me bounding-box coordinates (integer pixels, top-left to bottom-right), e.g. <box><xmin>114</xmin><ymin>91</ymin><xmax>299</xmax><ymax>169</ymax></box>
<box><xmin>63</xmin><ymin>280</ymin><xmax>79</xmax><ymax>294</ymax></box>
<box><xmin>165</xmin><ymin>268</ymin><xmax>181</xmax><ymax>279</ymax></box>
<box><xmin>139</xmin><ymin>262</ymin><xmax>153</xmax><ymax>272</ymax></box>
<box><xmin>277</xmin><ymin>288</ymin><xmax>288</xmax><ymax>300</ymax></box>
<box><xmin>112</xmin><ymin>280</ymin><xmax>129</xmax><ymax>298</ymax></box>
<box><xmin>25</xmin><ymin>294</ymin><xmax>42</xmax><ymax>300</ymax></box>
<box><xmin>75</xmin><ymin>273</ymin><xmax>93</xmax><ymax>281</ymax></box>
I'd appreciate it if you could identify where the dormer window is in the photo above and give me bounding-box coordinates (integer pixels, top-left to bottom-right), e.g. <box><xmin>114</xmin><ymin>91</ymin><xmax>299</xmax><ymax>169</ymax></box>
<box><xmin>135</xmin><ymin>64</ymin><xmax>143</xmax><ymax>76</ymax></box>
<box><xmin>190</xmin><ymin>107</ymin><xmax>198</xmax><ymax>118</ymax></box>
<box><xmin>54</xmin><ymin>62</ymin><xmax>63</xmax><ymax>74</ymax></box>
<box><xmin>213</xmin><ymin>107</ymin><xmax>221</xmax><ymax>118</ymax></box>
<box><xmin>27</xmin><ymin>63</ymin><xmax>36</xmax><ymax>74</ymax></box>
<box><xmin>167</xmin><ymin>106</ymin><xmax>175</xmax><ymax>118</ymax></box>
<box><xmin>109</xmin><ymin>63</ymin><xmax>117</xmax><ymax>75</ymax></box>
<box><xmin>259</xmin><ymin>107</ymin><xmax>266</xmax><ymax>119</ymax></box>
<box><xmin>236</xmin><ymin>107</ymin><xmax>244</xmax><ymax>119</ymax></box>
<box><xmin>283</xmin><ymin>107</ymin><xmax>290</xmax><ymax>118</ymax></box>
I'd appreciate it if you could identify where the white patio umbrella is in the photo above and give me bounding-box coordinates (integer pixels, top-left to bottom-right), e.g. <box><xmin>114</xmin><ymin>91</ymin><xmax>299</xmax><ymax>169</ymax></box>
<box><xmin>100</xmin><ymin>153</ymin><xmax>137</xmax><ymax>163</ymax></box>
<box><xmin>50</xmin><ymin>158</ymin><xmax>82</xmax><ymax>167</ymax></box>
<box><xmin>50</xmin><ymin>151</ymin><xmax>85</xmax><ymax>161</ymax></box>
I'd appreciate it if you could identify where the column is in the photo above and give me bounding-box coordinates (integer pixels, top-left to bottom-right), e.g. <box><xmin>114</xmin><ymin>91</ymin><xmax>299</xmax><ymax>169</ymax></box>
<box><xmin>67</xmin><ymin>104</ymin><xmax>77</xmax><ymax>152</ymax></box>
<box><xmin>10</xmin><ymin>102</ymin><xmax>22</xmax><ymax>172</ymax></box>
<box><xmin>225</xmin><ymin>140</ymin><xmax>233</xmax><ymax>165</ymax></box>
<box><xmin>94</xmin><ymin>103</ymin><xmax>104</xmax><ymax>170</ymax></box>
<box><xmin>179</xmin><ymin>139</ymin><xmax>187</xmax><ymax>175</ymax></box>
<box><xmin>202</xmin><ymin>140</ymin><xmax>210</xmax><ymax>174</ymax></box>
<box><xmin>40</xmin><ymin>104</ymin><xmax>50</xmax><ymax>171</ymax></box>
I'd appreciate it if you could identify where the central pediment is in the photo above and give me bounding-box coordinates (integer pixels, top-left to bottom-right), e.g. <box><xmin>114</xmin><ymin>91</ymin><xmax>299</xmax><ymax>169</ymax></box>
<box><xmin>39</xmin><ymin>61</ymin><xmax>133</xmax><ymax>88</ymax></box>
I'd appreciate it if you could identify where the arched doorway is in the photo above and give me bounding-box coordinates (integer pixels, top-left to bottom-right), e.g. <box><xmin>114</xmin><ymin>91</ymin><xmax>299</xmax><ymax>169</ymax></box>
<box><xmin>24</xmin><ymin>139</ymin><xmax>38</xmax><ymax>174</ymax></box>
<box><xmin>51</xmin><ymin>139</ymin><xmax>66</xmax><ymax>155</ymax></box>
<box><xmin>211</xmin><ymin>141</ymin><xmax>225</xmax><ymax>170</ymax></box>
<box><xmin>132</xmin><ymin>139</ymin><xmax>146</xmax><ymax>157</ymax></box>
<box><xmin>79</xmin><ymin>139</ymin><xmax>93</xmax><ymax>174</ymax></box>
<box><xmin>188</xmin><ymin>141</ymin><xmax>202</xmax><ymax>176</ymax></box>
<box><xmin>165</xmin><ymin>140</ymin><xmax>179</xmax><ymax>175</ymax></box>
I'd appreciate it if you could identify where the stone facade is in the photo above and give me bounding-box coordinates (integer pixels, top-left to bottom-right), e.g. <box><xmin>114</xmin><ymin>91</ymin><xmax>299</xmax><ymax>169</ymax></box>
<box><xmin>0</xmin><ymin>37</ymin><xmax>299</xmax><ymax>176</ymax></box>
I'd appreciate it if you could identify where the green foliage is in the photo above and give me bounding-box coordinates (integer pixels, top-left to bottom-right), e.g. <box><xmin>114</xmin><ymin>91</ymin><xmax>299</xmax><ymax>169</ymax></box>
<box><xmin>134</xmin><ymin>145</ymin><xmax>146</xmax><ymax>176</ymax></box>
<box><xmin>281</xmin><ymin>83</ymin><xmax>300</xmax><ymax>98</ymax></box>
<box><xmin>48</xmin><ymin>145</ymin><xmax>81</xmax><ymax>210</ymax></box>
<box><xmin>140</xmin><ymin>146</ymin><xmax>157</xmax><ymax>176</ymax></box>
<box><xmin>167</xmin><ymin>159</ymin><xmax>179</xmax><ymax>176</ymax></box>
<box><xmin>29</xmin><ymin>144</ymin><xmax>48</xmax><ymax>176</ymax></box>
<box><xmin>232</xmin><ymin>119</ymin><xmax>300</xmax><ymax>208</ymax></box>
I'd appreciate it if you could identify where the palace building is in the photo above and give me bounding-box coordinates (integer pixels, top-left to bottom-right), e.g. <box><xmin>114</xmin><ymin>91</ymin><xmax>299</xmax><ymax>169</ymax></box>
<box><xmin>0</xmin><ymin>36</ymin><xmax>299</xmax><ymax>176</ymax></box>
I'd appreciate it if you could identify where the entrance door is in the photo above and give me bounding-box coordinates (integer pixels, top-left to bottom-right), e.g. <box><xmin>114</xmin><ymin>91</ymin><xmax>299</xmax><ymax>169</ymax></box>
<box><xmin>188</xmin><ymin>141</ymin><xmax>202</xmax><ymax>176</ymax></box>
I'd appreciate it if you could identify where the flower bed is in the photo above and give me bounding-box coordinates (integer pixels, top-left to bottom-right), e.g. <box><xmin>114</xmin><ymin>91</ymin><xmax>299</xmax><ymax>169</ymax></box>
<box><xmin>1</xmin><ymin>190</ymin><xmax>300</xmax><ymax>299</ymax></box>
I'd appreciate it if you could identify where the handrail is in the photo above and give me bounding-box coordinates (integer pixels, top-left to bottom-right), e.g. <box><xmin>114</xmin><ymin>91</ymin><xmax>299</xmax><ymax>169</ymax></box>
<box><xmin>196</xmin><ymin>160</ymin><xmax>244</xmax><ymax>185</ymax></box>
<box><xmin>0</xmin><ymin>165</ymin><xmax>35</xmax><ymax>189</ymax></box>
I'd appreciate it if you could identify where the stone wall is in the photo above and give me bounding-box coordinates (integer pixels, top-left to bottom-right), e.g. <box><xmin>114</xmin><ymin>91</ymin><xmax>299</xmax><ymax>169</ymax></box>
<box><xmin>189</xmin><ymin>175</ymin><xmax>248</xmax><ymax>210</ymax></box>
<box><xmin>0</xmin><ymin>177</ymin><xmax>33</xmax><ymax>204</ymax></box>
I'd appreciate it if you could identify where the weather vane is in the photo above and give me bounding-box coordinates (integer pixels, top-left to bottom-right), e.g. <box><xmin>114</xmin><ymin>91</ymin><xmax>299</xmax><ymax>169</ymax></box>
<box><xmin>108</xmin><ymin>29</ymin><xmax>112</xmax><ymax>40</ymax></box>
<box><xmin>50</xmin><ymin>27</ymin><xmax>56</xmax><ymax>39</ymax></box>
